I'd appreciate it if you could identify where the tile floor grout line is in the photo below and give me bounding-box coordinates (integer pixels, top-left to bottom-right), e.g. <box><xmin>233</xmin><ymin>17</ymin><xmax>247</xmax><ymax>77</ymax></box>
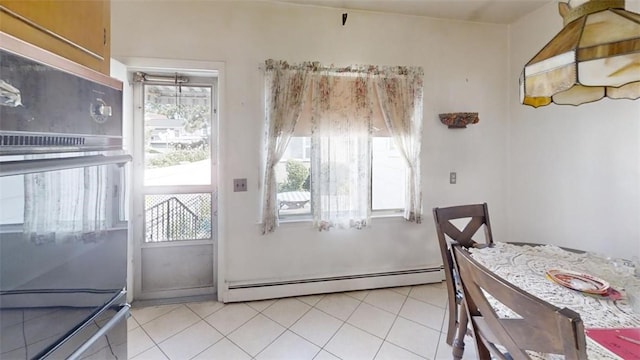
<box><xmin>220</xmin><ymin>307</ymin><xmax>263</xmax><ymax>338</ymax></box>
<box><xmin>155</xmin><ymin>343</ymin><xmax>172</xmax><ymax>360</ymax></box>
<box><xmin>360</xmin><ymin>299</ymin><xmax>403</xmax><ymax>317</ymax></box>
<box><xmin>145</xmin><ymin>305</ymin><xmax>202</xmax><ymax>351</ymax></box>
<box><xmin>395</xmin><ymin>311</ymin><xmax>447</xmax><ymax>334</ymax></box>
<box><xmin>267</xmin><ymin>298</ymin><xmax>315</xmax><ymax>330</ymax></box>
<box><xmin>205</xmin><ymin>303</ymin><xmax>260</xmax><ymax>340</ymax></box>
<box><xmin>373</xmin><ymin>290</ymin><xmax>410</xmax><ymax>360</ymax></box>
<box><xmin>132</xmin><ymin>323</ymin><xmax>166</xmax><ymax>359</ymax></box>
<box><xmin>341</xmin><ymin>300</ymin><xmax>400</xmax><ymax>345</ymax></box>
<box><xmin>243</xmin><ymin>315</ymin><xmax>288</xmax><ymax>359</ymax></box>
<box><xmin>407</xmin><ymin>295</ymin><xmax>448</xmax><ymax>310</ymax></box>
<box><xmin>318</xmin><ymin>347</ymin><xmax>344</xmax><ymax>360</ymax></box>
<box><xmin>314</xmin><ymin>295</ymin><xmax>364</xmax><ymax>359</ymax></box>
<box><xmin>130</xmin><ymin>303</ymin><xmax>181</xmax><ymax>327</ymax></box>
<box><xmin>128</xmin><ymin>285</ymin><xmax>449</xmax><ymax>360</ymax></box>
<box><xmin>297</xmin><ymin>286</ymin><xmax>443</xmax><ymax>359</ymax></box>
<box><xmin>432</xmin><ymin>301</ymin><xmax>449</xmax><ymax>359</ymax></box>
<box><xmin>252</xmin><ymin>326</ymin><xmax>321</xmax><ymax>360</ymax></box>
<box><xmin>185</xmin><ymin>335</ymin><xmax>226</xmax><ymax>360</ymax></box>
<box><xmin>284</xmin><ymin>307</ymin><xmax>341</xmax><ymax>350</ymax></box>
<box><xmin>296</xmin><ymin>293</ymin><xmax>328</xmax><ymax>307</ymax></box>
<box><xmin>377</xmin><ymin>284</ymin><xmax>448</xmax><ymax>359</ymax></box>
<box><xmin>308</xmin><ymin>299</ymin><xmax>360</xmax><ymax>325</ymax></box>
<box><xmin>20</xmin><ymin>310</ymin><xmax>27</xmax><ymax>358</ymax></box>
<box><xmin>222</xmin><ymin>332</ymin><xmax>258</xmax><ymax>359</ymax></box>
<box><xmin>186</xmin><ymin>300</ymin><xmax>260</xmax><ymax>360</ymax></box>
<box><xmin>185</xmin><ymin>301</ymin><xmax>226</xmax><ymax>320</ymax></box>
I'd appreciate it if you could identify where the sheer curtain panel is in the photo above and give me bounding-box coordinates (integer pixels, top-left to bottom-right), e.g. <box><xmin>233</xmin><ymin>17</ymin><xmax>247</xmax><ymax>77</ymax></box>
<box><xmin>310</xmin><ymin>73</ymin><xmax>374</xmax><ymax>230</ymax></box>
<box><xmin>261</xmin><ymin>60</ymin><xmax>310</xmax><ymax>234</ymax></box>
<box><xmin>375</xmin><ymin>68</ymin><xmax>424</xmax><ymax>223</ymax></box>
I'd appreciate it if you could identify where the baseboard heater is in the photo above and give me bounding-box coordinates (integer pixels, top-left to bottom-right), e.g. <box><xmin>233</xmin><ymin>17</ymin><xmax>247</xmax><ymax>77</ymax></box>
<box><xmin>223</xmin><ymin>267</ymin><xmax>444</xmax><ymax>303</ymax></box>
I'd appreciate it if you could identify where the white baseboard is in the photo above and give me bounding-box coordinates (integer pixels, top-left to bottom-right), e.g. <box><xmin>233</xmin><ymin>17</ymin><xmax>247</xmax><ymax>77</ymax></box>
<box><xmin>222</xmin><ymin>267</ymin><xmax>444</xmax><ymax>303</ymax></box>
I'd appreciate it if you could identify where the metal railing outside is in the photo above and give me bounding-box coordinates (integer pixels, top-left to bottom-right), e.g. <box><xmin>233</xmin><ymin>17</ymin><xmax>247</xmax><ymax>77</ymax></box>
<box><xmin>144</xmin><ymin>193</ymin><xmax>211</xmax><ymax>242</ymax></box>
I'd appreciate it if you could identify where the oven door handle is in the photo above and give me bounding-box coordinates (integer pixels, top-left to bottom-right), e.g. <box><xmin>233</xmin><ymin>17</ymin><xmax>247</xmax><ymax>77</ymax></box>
<box><xmin>0</xmin><ymin>154</ymin><xmax>132</xmax><ymax>177</ymax></box>
<box><xmin>67</xmin><ymin>303</ymin><xmax>131</xmax><ymax>360</ymax></box>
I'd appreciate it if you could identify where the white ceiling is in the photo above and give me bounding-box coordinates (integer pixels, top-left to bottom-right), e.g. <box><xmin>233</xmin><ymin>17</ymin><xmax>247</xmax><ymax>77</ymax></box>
<box><xmin>273</xmin><ymin>0</ymin><xmax>553</xmax><ymax>24</ymax></box>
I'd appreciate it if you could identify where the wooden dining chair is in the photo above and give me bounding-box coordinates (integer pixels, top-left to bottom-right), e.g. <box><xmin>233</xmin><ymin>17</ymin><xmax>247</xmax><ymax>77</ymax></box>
<box><xmin>433</xmin><ymin>203</ymin><xmax>494</xmax><ymax>352</ymax></box>
<box><xmin>451</xmin><ymin>245</ymin><xmax>588</xmax><ymax>360</ymax></box>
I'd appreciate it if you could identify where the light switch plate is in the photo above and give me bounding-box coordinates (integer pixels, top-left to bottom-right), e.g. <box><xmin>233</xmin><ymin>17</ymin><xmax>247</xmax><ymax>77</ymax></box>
<box><xmin>450</xmin><ymin>172</ymin><xmax>457</xmax><ymax>184</ymax></box>
<box><xmin>234</xmin><ymin>178</ymin><xmax>247</xmax><ymax>192</ymax></box>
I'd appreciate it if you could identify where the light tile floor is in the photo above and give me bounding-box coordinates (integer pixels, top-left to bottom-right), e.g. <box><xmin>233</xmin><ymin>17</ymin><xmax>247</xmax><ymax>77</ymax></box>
<box><xmin>127</xmin><ymin>282</ymin><xmax>479</xmax><ymax>360</ymax></box>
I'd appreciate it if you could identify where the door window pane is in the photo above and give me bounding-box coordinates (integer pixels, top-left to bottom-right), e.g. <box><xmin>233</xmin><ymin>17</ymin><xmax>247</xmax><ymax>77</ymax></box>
<box><xmin>144</xmin><ymin>85</ymin><xmax>212</xmax><ymax>186</ymax></box>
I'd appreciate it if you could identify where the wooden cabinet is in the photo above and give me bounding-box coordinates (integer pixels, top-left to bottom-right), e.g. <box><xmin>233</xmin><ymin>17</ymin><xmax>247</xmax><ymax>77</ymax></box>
<box><xmin>0</xmin><ymin>0</ymin><xmax>111</xmax><ymax>75</ymax></box>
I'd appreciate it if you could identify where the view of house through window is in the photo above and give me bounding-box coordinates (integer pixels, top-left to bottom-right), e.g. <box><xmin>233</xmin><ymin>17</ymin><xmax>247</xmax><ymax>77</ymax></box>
<box><xmin>276</xmin><ymin>136</ymin><xmax>405</xmax><ymax>218</ymax></box>
<box><xmin>144</xmin><ymin>85</ymin><xmax>211</xmax><ymax>186</ymax></box>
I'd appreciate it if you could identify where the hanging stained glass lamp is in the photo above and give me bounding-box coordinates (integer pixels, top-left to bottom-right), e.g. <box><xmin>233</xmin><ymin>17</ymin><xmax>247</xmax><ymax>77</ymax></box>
<box><xmin>520</xmin><ymin>0</ymin><xmax>640</xmax><ymax>108</ymax></box>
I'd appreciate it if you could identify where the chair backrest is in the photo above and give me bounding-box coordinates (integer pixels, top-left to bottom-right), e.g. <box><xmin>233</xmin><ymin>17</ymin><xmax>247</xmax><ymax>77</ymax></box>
<box><xmin>433</xmin><ymin>203</ymin><xmax>493</xmax><ymax>250</ymax></box>
<box><xmin>433</xmin><ymin>203</ymin><xmax>494</xmax><ymax>345</ymax></box>
<box><xmin>451</xmin><ymin>245</ymin><xmax>588</xmax><ymax>360</ymax></box>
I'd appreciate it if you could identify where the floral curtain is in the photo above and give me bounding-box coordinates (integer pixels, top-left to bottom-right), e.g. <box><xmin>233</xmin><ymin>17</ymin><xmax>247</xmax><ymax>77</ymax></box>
<box><xmin>375</xmin><ymin>67</ymin><xmax>424</xmax><ymax>223</ymax></box>
<box><xmin>24</xmin><ymin>166</ymin><xmax>109</xmax><ymax>244</ymax></box>
<box><xmin>310</xmin><ymin>73</ymin><xmax>374</xmax><ymax>230</ymax></box>
<box><xmin>261</xmin><ymin>60</ymin><xmax>310</xmax><ymax>234</ymax></box>
<box><xmin>261</xmin><ymin>60</ymin><xmax>424</xmax><ymax>233</ymax></box>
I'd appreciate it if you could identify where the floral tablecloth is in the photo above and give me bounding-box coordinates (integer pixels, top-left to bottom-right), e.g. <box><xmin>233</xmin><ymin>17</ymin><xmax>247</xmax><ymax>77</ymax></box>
<box><xmin>469</xmin><ymin>242</ymin><xmax>640</xmax><ymax>359</ymax></box>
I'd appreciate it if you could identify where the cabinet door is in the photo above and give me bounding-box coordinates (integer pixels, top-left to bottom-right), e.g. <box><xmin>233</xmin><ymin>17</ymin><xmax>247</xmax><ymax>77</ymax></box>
<box><xmin>0</xmin><ymin>0</ymin><xmax>110</xmax><ymax>75</ymax></box>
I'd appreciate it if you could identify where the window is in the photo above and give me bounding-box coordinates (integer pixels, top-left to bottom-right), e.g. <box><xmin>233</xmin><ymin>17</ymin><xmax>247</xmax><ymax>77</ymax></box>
<box><xmin>277</xmin><ymin>136</ymin><xmax>405</xmax><ymax>219</ymax></box>
<box><xmin>371</xmin><ymin>137</ymin><xmax>406</xmax><ymax>211</ymax></box>
<box><xmin>277</xmin><ymin>137</ymin><xmax>311</xmax><ymax>218</ymax></box>
<box><xmin>261</xmin><ymin>60</ymin><xmax>423</xmax><ymax>233</ymax></box>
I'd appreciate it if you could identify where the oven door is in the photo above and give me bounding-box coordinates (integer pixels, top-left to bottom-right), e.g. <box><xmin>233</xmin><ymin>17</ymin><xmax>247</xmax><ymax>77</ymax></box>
<box><xmin>0</xmin><ymin>153</ymin><xmax>131</xmax><ymax>359</ymax></box>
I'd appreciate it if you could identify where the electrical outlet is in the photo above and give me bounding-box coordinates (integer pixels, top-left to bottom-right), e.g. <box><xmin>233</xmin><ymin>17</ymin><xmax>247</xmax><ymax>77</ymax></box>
<box><xmin>449</xmin><ymin>172</ymin><xmax>457</xmax><ymax>184</ymax></box>
<box><xmin>234</xmin><ymin>178</ymin><xmax>247</xmax><ymax>192</ymax></box>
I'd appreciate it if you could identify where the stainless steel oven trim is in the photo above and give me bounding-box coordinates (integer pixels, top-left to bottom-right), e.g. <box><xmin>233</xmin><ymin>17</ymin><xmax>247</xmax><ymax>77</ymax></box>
<box><xmin>0</xmin><ymin>131</ymin><xmax>124</xmax><ymax>155</ymax></box>
<box><xmin>38</xmin><ymin>289</ymin><xmax>128</xmax><ymax>359</ymax></box>
<box><xmin>67</xmin><ymin>303</ymin><xmax>130</xmax><ymax>360</ymax></box>
<box><xmin>0</xmin><ymin>154</ymin><xmax>132</xmax><ymax>177</ymax></box>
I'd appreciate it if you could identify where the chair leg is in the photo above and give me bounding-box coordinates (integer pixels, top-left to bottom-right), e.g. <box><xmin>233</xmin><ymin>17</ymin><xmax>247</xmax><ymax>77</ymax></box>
<box><xmin>452</xmin><ymin>302</ymin><xmax>468</xmax><ymax>360</ymax></box>
<box><xmin>445</xmin><ymin>305</ymin><xmax>456</xmax><ymax>345</ymax></box>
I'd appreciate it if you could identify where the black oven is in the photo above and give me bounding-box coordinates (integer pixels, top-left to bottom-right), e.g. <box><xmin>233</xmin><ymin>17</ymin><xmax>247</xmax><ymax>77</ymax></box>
<box><xmin>0</xmin><ymin>32</ymin><xmax>130</xmax><ymax>359</ymax></box>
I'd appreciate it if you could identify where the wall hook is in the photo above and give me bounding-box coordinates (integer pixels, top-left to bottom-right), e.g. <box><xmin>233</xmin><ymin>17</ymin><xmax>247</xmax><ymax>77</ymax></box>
<box><xmin>342</xmin><ymin>13</ymin><xmax>348</xmax><ymax>26</ymax></box>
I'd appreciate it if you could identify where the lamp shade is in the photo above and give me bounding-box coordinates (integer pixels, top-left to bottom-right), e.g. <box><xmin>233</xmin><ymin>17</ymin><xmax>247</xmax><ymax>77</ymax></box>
<box><xmin>520</xmin><ymin>0</ymin><xmax>640</xmax><ymax>107</ymax></box>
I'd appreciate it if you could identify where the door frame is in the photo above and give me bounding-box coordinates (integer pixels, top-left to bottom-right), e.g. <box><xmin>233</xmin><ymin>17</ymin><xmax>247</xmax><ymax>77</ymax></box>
<box><xmin>122</xmin><ymin>58</ymin><xmax>226</xmax><ymax>302</ymax></box>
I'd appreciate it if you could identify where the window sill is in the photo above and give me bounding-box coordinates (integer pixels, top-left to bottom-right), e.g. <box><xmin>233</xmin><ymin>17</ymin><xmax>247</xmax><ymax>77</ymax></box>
<box><xmin>278</xmin><ymin>216</ymin><xmax>312</xmax><ymax>225</ymax></box>
<box><xmin>276</xmin><ymin>211</ymin><xmax>406</xmax><ymax>226</ymax></box>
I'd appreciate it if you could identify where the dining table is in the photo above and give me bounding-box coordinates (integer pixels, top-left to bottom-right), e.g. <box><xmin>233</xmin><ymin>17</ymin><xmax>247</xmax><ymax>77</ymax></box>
<box><xmin>466</xmin><ymin>241</ymin><xmax>640</xmax><ymax>359</ymax></box>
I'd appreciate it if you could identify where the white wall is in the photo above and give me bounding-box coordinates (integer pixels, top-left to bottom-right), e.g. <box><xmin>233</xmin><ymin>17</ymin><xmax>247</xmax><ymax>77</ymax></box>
<box><xmin>508</xmin><ymin>2</ymin><xmax>640</xmax><ymax>259</ymax></box>
<box><xmin>111</xmin><ymin>1</ymin><xmax>509</xmax><ymax>299</ymax></box>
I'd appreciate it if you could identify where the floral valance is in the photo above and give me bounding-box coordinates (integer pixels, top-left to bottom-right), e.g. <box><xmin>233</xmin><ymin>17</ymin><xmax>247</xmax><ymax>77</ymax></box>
<box><xmin>264</xmin><ymin>59</ymin><xmax>423</xmax><ymax>77</ymax></box>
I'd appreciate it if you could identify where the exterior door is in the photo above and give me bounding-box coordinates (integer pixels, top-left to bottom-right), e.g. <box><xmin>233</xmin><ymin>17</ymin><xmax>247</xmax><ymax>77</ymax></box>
<box><xmin>133</xmin><ymin>74</ymin><xmax>217</xmax><ymax>300</ymax></box>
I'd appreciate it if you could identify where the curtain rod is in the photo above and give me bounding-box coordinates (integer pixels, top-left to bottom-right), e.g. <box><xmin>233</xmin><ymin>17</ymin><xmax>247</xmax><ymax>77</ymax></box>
<box><xmin>133</xmin><ymin>72</ymin><xmax>189</xmax><ymax>84</ymax></box>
